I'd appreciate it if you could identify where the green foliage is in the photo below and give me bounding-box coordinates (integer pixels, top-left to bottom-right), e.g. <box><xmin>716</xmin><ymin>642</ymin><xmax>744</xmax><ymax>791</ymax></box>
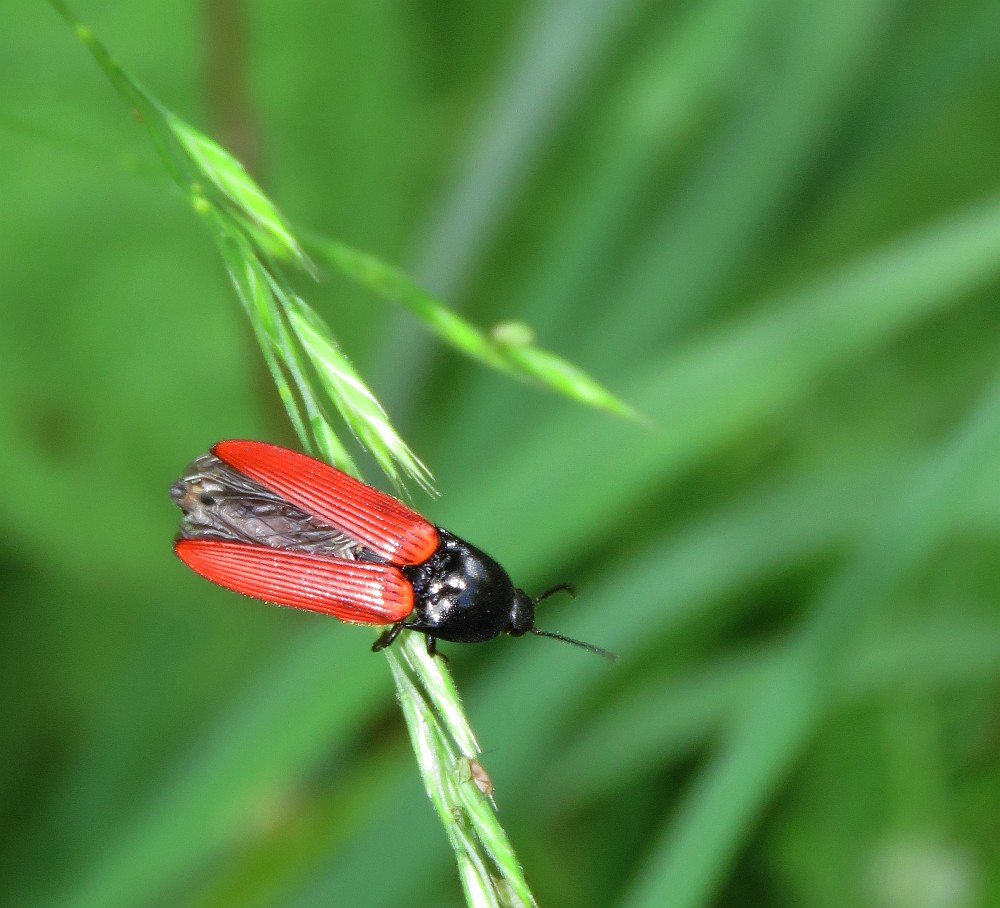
<box><xmin>3</xmin><ymin>1</ymin><xmax>1000</xmax><ymax>907</ymax></box>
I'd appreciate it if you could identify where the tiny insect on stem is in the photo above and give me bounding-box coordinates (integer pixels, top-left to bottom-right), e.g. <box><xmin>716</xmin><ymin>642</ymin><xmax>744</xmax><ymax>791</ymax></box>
<box><xmin>460</xmin><ymin>756</ymin><xmax>495</xmax><ymax>798</ymax></box>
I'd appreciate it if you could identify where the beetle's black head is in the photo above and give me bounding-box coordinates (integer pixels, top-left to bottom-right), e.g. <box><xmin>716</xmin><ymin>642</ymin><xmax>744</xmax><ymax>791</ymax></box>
<box><xmin>508</xmin><ymin>589</ymin><xmax>536</xmax><ymax>636</ymax></box>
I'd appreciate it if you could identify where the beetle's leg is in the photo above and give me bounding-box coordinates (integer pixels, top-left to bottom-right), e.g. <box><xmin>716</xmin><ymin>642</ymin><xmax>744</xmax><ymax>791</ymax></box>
<box><xmin>372</xmin><ymin>622</ymin><xmax>404</xmax><ymax>652</ymax></box>
<box><xmin>425</xmin><ymin>635</ymin><xmax>449</xmax><ymax>662</ymax></box>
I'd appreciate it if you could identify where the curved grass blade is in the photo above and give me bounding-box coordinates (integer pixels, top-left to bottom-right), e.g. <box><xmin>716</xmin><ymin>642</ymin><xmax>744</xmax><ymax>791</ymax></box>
<box><xmin>304</xmin><ymin>234</ymin><xmax>636</xmax><ymax>420</ymax></box>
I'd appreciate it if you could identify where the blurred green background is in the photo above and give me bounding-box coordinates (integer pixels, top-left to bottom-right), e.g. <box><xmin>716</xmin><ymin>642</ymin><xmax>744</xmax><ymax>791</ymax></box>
<box><xmin>4</xmin><ymin>1</ymin><xmax>1000</xmax><ymax>906</ymax></box>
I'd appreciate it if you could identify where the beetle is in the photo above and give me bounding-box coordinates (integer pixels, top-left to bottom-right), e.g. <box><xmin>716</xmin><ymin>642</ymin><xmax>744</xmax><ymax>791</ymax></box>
<box><xmin>171</xmin><ymin>440</ymin><xmax>615</xmax><ymax>660</ymax></box>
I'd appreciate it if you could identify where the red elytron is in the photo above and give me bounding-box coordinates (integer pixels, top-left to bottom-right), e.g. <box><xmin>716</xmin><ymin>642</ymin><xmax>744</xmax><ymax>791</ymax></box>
<box><xmin>175</xmin><ymin>540</ymin><xmax>414</xmax><ymax>623</ymax></box>
<box><xmin>210</xmin><ymin>440</ymin><xmax>439</xmax><ymax>566</ymax></box>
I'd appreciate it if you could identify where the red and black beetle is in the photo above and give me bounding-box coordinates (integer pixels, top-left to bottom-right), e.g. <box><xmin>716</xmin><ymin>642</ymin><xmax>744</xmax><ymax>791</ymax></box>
<box><xmin>171</xmin><ymin>440</ymin><xmax>614</xmax><ymax>660</ymax></box>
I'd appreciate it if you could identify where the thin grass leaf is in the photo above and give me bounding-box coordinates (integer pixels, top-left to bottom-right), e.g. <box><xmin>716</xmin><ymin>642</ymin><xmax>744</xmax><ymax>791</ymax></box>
<box><xmin>304</xmin><ymin>234</ymin><xmax>636</xmax><ymax>419</ymax></box>
<box><xmin>494</xmin><ymin>337</ymin><xmax>640</xmax><ymax>420</ymax></box>
<box><xmin>305</xmin><ymin>233</ymin><xmax>503</xmax><ymax>364</ymax></box>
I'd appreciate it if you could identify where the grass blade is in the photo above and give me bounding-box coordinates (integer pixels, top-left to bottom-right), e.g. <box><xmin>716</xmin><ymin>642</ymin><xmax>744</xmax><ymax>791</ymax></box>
<box><xmin>620</xmin><ymin>372</ymin><xmax>1000</xmax><ymax>908</ymax></box>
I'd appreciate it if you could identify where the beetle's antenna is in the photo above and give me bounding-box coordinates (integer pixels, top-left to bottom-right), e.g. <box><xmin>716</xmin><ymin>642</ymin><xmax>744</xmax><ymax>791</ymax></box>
<box><xmin>529</xmin><ymin>627</ymin><xmax>618</xmax><ymax>662</ymax></box>
<box><xmin>532</xmin><ymin>583</ymin><xmax>576</xmax><ymax>604</ymax></box>
<box><xmin>529</xmin><ymin>584</ymin><xmax>616</xmax><ymax>660</ymax></box>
